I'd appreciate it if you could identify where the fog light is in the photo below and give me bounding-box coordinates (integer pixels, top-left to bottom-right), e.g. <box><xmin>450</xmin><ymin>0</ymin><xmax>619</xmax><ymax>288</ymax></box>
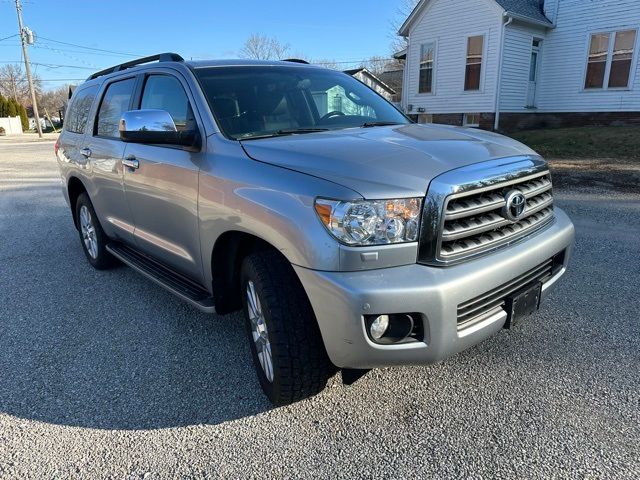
<box><xmin>370</xmin><ymin>314</ymin><xmax>389</xmax><ymax>340</ymax></box>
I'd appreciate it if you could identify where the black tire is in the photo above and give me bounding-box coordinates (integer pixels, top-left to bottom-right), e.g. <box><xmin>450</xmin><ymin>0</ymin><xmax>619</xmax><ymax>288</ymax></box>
<box><xmin>75</xmin><ymin>193</ymin><xmax>118</xmax><ymax>270</ymax></box>
<box><xmin>240</xmin><ymin>250</ymin><xmax>335</xmax><ymax>405</ymax></box>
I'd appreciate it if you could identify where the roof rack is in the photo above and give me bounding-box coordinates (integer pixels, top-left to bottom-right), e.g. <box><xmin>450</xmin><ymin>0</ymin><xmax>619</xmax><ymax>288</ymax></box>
<box><xmin>282</xmin><ymin>58</ymin><xmax>309</xmax><ymax>64</ymax></box>
<box><xmin>87</xmin><ymin>52</ymin><xmax>184</xmax><ymax>80</ymax></box>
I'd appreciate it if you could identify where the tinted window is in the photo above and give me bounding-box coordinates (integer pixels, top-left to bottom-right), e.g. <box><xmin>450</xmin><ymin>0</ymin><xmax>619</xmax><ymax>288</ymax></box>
<box><xmin>96</xmin><ymin>78</ymin><xmax>135</xmax><ymax>138</ymax></box>
<box><xmin>65</xmin><ymin>86</ymin><xmax>98</xmax><ymax>134</ymax></box>
<box><xmin>140</xmin><ymin>75</ymin><xmax>195</xmax><ymax>131</ymax></box>
<box><xmin>195</xmin><ymin>66</ymin><xmax>408</xmax><ymax>140</ymax></box>
<box><xmin>464</xmin><ymin>35</ymin><xmax>484</xmax><ymax>91</ymax></box>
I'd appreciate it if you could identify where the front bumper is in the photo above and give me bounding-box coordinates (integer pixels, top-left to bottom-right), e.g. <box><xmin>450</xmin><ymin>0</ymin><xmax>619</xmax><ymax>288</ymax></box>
<box><xmin>294</xmin><ymin>208</ymin><xmax>575</xmax><ymax>369</ymax></box>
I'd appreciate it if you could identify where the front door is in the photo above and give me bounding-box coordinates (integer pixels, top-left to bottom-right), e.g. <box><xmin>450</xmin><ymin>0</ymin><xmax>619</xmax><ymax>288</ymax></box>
<box><xmin>527</xmin><ymin>39</ymin><xmax>541</xmax><ymax>108</ymax></box>
<box><xmin>122</xmin><ymin>73</ymin><xmax>204</xmax><ymax>283</ymax></box>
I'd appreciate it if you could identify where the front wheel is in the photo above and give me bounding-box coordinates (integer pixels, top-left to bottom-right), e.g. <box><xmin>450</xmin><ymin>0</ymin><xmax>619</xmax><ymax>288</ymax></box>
<box><xmin>241</xmin><ymin>251</ymin><xmax>334</xmax><ymax>405</ymax></box>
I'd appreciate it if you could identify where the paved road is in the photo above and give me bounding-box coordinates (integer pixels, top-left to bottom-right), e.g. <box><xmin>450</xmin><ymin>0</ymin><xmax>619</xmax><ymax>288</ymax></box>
<box><xmin>0</xmin><ymin>142</ymin><xmax>638</xmax><ymax>479</ymax></box>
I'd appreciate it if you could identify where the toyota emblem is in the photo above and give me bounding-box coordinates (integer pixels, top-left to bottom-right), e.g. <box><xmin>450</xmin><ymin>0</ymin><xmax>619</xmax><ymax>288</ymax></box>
<box><xmin>502</xmin><ymin>190</ymin><xmax>526</xmax><ymax>222</ymax></box>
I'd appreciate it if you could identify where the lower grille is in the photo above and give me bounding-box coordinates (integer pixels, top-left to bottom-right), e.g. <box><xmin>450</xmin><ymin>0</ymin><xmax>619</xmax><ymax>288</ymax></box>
<box><xmin>456</xmin><ymin>252</ymin><xmax>565</xmax><ymax>329</ymax></box>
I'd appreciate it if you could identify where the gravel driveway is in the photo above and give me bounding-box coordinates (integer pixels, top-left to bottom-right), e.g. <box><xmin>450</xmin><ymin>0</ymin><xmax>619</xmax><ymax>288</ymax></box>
<box><xmin>0</xmin><ymin>141</ymin><xmax>638</xmax><ymax>479</ymax></box>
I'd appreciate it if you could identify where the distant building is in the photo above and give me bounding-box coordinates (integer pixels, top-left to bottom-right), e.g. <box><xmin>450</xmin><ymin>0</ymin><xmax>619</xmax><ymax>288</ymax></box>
<box><xmin>343</xmin><ymin>68</ymin><xmax>397</xmax><ymax>102</ymax></box>
<box><xmin>398</xmin><ymin>0</ymin><xmax>640</xmax><ymax>130</ymax></box>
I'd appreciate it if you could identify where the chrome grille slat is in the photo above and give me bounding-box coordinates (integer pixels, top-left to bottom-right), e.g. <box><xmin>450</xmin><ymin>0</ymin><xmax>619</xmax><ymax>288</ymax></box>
<box><xmin>445</xmin><ymin>175</ymin><xmax>552</xmax><ymax>220</ymax></box>
<box><xmin>440</xmin><ymin>207</ymin><xmax>554</xmax><ymax>259</ymax></box>
<box><xmin>441</xmin><ymin>193</ymin><xmax>553</xmax><ymax>242</ymax></box>
<box><xmin>438</xmin><ymin>171</ymin><xmax>555</xmax><ymax>261</ymax></box>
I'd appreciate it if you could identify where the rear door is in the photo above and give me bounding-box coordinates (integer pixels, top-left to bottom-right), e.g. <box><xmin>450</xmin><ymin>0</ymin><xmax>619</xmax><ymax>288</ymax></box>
<box><xmin>88</xmin><ymin>76</ymin><xmax>138</xmax><ymax>244</ymax></box>
<box><xmin>58</xmin><ymin>84</ymin><xmax>99</xmax><ymax>189</ymax></box>
<box><xmin>122</xmin><ymin>71</ymin><xmax>205</xmax><ymax>282</ymax></box>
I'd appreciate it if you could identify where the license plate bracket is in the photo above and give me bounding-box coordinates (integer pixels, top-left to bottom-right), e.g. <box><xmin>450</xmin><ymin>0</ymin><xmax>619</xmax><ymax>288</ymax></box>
<box><xmin>504</xmin><ymin>282</ymin><xmax>542</xmax><ymax>328</ymax></box>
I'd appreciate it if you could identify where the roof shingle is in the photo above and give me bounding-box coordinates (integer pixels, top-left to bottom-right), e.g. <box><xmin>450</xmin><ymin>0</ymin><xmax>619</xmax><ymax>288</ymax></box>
<box><xmin>494</xmin><ymin>0</ymin><xmax>552</xmax><ymax>25</ymax></box>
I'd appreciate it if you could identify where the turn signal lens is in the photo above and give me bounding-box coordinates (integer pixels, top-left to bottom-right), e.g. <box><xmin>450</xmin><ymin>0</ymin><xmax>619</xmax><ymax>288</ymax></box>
<box><xmin>314</xmin><ymin>197</ymin><xmax>422</xmax><ymax>246</ymax></box>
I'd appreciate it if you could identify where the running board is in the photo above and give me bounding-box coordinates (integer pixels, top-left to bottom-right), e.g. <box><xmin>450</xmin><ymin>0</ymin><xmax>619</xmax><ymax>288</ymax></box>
<box><xmin>106</xmin><ymin>243</ymin><xmax>216</xmax><ymax>313</ymax></box>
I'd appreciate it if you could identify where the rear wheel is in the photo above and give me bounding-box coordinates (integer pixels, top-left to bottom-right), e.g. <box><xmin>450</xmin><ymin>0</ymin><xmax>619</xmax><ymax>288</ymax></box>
<box><xmin>75</xmin><ymin>193</ymin><xmax>117</xmax><ymax>270</ymax></box>
<box><xmin>240</xmin><ymin>250</ymin><xmax>334</xmax><ymax>405</ymax></box>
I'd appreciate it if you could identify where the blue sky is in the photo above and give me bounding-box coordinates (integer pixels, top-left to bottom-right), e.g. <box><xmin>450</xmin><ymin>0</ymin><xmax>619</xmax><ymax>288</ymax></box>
<box><xmin>0</xmin><ymin>0</ymin><xmax>404</xmax><ymax>90</ymax></box>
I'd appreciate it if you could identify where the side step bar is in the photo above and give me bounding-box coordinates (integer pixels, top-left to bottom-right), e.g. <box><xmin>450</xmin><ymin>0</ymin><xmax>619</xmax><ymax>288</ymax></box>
<box><xmin>106</xmin><ymin>243</ymin><xmax>216</xmax><ymax>313</ymax></box>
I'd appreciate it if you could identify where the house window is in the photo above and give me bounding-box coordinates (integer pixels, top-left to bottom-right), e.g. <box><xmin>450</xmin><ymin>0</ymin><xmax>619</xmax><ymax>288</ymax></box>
<box><xmin>417</xmin><ymin>113</ymin><xmax>433</xmax><ymax>124</ymax></box>
<box><xmin>463</xmin><ymin>113</ymin><xmax>480</xmax><ymax>127</ymax></box>
<box><xmin>419</xmin><ymin>43</ymin><xmax>435</xmax><ymax>93</ymax></box>
<box><xmin>609</xmin><ymin>30</ymin><xmax>637</xmax><ymax>87</ymax></box>
<box><xmin>465</xmin><ymin>35</ymin><xmax>484</xmax><ymax>91</ymax></box>
<box><xmin>585</xmin><ymin>30</ymin><xmax>637</xmax><ymax>89</ymax></box>
<box><xmin>585</xmin><ymin>34</ymin><xmax>610</xmax><ymax>88</ymax></box>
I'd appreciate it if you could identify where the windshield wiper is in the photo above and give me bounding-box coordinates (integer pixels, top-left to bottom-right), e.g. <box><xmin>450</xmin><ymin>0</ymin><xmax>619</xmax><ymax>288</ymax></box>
<box><xmin>238</xmin><ymin>128</ymin><xmax>329</xmax><ymax>141</ymax></box>
<box><xmin>361</xmin><ymin>121</ymin><xmax>404</xmax><ymax>128</ymax></box>
<box><xmin>275</xmin><ymin>128</ymin><xmax>329</xmax><ymax>134</ymax></box>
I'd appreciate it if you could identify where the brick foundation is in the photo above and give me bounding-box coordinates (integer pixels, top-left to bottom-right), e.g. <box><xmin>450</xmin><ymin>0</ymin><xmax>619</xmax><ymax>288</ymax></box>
<box><xmin>408</xmin><ymin>111</ymin><xmax>640</xmax><ymax>132</ymax></box>
<box><xmin>497</xmin><ymin>111</ymin><xmax>640</xmax><ymax>132</ymax></box>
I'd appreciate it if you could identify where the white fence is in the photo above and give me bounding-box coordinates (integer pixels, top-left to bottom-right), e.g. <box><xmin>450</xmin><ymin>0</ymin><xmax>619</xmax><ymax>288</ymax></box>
<box><xmin>0</xmin><ymin>116</ymin><xmax>23</xmax><ymax>135</ymax></box>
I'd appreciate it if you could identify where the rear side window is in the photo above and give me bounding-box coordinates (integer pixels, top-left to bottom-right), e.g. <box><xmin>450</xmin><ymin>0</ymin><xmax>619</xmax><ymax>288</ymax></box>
<box><xmin>65</xmin><ymin>86</ymin><xmax>98</xmax><ymax>134</ymax></box>
<box><xmin>96</xmin><ymin>78</ymin><xmax>136</xmax><ymax>138</ymax></box>
<box><xmin>140</xmin><ymin>75</ymin><xmax>195</xmax><ymax>131</ymax></box>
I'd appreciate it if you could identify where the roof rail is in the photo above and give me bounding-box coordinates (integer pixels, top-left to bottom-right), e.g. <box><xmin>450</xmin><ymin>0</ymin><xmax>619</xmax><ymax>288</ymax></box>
<box><xmin>282</xmin><ymin>58</ymin><xmax>309</xmax><ymax>64</ymax></box>
<box><xmin>87</xmin><ymin>52</ymin><xmax>184</xmax><ymax>80</ymax></box>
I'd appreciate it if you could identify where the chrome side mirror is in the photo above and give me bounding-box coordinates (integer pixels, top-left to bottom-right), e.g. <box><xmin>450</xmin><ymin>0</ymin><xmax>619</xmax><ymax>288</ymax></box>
<box><xmin>119</xmin><ymin>109</ymin><xmax>198</xmax><ymax>147</ymax></box>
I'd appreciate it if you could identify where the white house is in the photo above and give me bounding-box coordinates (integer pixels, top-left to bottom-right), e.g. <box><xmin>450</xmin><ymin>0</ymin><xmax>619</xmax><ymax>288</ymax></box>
<box><xmin>343</xmin><ymin>68</ymin><xmax>398</xmax><ymax>102</ymax></box>
<box><xmin>398</xmin><ymin>0</ymin><xmax>640</xmax><ymax>131</ymax></box>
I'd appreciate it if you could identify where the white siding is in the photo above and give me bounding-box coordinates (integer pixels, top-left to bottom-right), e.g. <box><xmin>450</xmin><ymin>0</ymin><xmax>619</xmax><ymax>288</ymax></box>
<box><xmin>532</xmin><ymin>0</ymin><xmax>640</xmax><ymax>112</ymax></box>
<box><xmin>500</xmin><ymin>22</ymin><xmax>547</xmax><ymax>112</ymax></box>
<box><xmin>404</xmin><ymin>0</ymin><xmax>503</xmax><ymax>114</ymax></box>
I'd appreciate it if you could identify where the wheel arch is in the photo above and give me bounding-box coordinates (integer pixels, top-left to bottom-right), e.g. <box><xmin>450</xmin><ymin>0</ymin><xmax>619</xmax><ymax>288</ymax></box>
<box><xmin>210</xmin><ymin>230</ymin><xmax>288</xmax><ymax>315</ymax></box>
<box><xmin>67</xmin><ymin>176</ymin><xmax>88</xmax><ymax>229</ymax></box>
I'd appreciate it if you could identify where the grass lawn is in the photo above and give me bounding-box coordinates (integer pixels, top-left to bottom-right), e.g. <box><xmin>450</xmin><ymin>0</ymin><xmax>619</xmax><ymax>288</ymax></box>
<box><xmin>508</xmin><ymin>125</ymin><xmax>640</xmax><ymax>160</ymax></box>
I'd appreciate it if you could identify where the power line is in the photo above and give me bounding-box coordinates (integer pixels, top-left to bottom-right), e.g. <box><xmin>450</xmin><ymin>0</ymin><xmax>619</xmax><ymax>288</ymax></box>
<box><xmin>36</xmin><ymin>35</ymin><xmax>144</xmax><ymax>58</ymax></box>
<box><xmin>34</xmin><ymin>42</ymin><xmax>138</xmax><ymax>58</ymax></box>
<box><xmin>0</xmin><ymin>60</ymin><xmax>94</xmax><ymax>69</ymax></box>
<box><xmin>0</xmin><ymin>33</ymin><xmax>19</xmax><ymax>42</ymax></box>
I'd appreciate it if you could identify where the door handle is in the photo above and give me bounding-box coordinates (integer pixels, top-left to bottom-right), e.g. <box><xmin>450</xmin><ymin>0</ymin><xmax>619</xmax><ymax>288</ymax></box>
<box><xmin>80</xmin><ymin>147</ymin><xmax>91</xmax><ymax>158</ymax></box>
<box><xmin>122</xmin><ymin>156</ymin><xmax>139</xmax><ymax>169</ymax></box>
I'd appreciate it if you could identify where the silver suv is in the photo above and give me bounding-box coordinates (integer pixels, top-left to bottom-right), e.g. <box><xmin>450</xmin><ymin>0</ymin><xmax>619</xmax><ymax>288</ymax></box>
<box><xmin>56</xmin><ymin>53</ymin><xmax>574</xmax><ymax>405</ymax></box>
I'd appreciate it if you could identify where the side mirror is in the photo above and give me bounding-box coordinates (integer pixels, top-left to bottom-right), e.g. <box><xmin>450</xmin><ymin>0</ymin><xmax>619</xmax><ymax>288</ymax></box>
<box><xmin>119</xmin><ymin>109</ymin><xmax>198</xmax><ymax>147</ymax></box>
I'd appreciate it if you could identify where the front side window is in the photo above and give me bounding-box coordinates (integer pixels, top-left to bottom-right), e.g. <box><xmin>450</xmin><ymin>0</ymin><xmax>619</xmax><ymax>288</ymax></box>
<box><xmin>65</xmin><ymin>85</ymin><xmax>98</xmax><ymax>134</ymax></box>
<box><xmin>96</xmin><ymin>77</ymin><xmax>135</xmax><ymax>138</ymax></box>
<box><xmin>465</xmin><ymin>35</ymin><xmax>484</xmax><ymax>91</ymax></box>
<box><xmin>585</xmin><ymin>30</ymin><xmax>637</xmax><ymax>89</ymax></box>
<box><xmin>140</xmin><ymin>75</ymin><xmax>196</xmax><ymax>131</ymax></box>
<box><xmin>194</xmin><ymin>66</ymin><xmax>409</xmax><ymax>140</ymax></box>
<box><xmin>419</xmin><ymin>43</ymin><xmax>435</xmax><ymax>93</ymax></box>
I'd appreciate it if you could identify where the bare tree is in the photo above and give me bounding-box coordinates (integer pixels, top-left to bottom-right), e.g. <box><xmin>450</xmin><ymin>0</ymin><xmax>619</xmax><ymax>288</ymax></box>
<box><xmin>0</xmin><ymin>64</ymin><xmax>42</xmax><ymax>107</ymax></box>
<box><xmin>359</xmin><ymin>55</ymin><xmax>397</xmax><ymax>75</ymax></box>
<box><xmin>389</xmin><ymin>0</ymin><xmax>420</xmax><ymax>55</ymax></box>
<box><xmin>239</xmin><ymin>34</ymin><xmax>291</xmax><ymax>60</ymax></box>
<box><xmin>39</xmin><ymin>85</ymin><xmax>70</xmax><ymax>119</ymax></box>
<box><xmin>313</xmin><ymin>58</ymin><xmax>341</xmax><ymax>70</ymax></box>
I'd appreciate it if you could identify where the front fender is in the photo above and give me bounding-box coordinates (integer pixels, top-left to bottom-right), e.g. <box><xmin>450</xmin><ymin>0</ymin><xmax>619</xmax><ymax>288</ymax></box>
<box><xmin>197</xmin><ymin>137</ymin><xmax>360</xmax><ymax>290</ymax></box>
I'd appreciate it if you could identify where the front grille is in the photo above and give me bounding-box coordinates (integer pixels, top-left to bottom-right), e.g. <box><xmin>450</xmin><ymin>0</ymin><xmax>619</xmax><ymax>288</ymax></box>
<box><xmin>456</xmin><ymin>251</ymin><xmax>565</xmax><ymax>329</ymax></box>
<box><xmin>439</xmin><ymin>172</ymin><xmax>554</xmax><ymax>262</ymax></box>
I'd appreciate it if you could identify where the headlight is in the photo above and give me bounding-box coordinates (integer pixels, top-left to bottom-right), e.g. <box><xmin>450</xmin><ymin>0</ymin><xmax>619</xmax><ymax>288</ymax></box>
<box><xmin>314</xmin><ymin>197</ymin><xmax>422</xmax><ymax>246</ymax></box>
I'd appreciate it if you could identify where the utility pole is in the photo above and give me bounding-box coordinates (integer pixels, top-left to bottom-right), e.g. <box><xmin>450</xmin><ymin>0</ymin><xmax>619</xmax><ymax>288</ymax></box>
<box><xmin>15</xmin><ymin>0</ymin><xmax>42</xmax><ymax>137</ymax></box>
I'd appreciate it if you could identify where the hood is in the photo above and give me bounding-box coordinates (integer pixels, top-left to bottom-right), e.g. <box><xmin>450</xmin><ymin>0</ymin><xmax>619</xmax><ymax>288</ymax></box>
<box><xmin>240</xmin><ymin>124</ymin><xmax>539</xmax><ymax>199</ymax></box>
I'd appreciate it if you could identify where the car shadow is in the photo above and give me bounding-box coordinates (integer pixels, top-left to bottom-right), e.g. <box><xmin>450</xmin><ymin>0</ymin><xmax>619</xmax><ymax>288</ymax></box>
<box><xmin>0</xmin><ymin>187</ymin><xmax>273</xmax><ymax>430</ymax></box>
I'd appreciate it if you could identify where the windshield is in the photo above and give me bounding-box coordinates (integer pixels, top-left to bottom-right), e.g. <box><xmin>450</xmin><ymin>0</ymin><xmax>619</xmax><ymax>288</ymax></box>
<box><xmin>194</xmin><ymin>65</ymin><xmax>409</xmax><ymax>140</ymax></box>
